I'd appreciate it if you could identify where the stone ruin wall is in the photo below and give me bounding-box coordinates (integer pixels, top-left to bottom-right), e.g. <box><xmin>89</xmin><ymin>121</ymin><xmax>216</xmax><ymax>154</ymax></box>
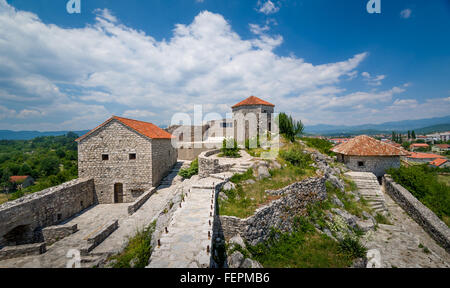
<box><xmin>216</xmin><ymin>177</ymin><xmax>327</xmax><ymax>246</ymax></box>
<box><xmin>198</xmin><ymin>150</ymin><xmax>234</xmax><ymax>178</ymax></box>
<box><xmin>0</xmin><ymin>178</ymin><xmax>95</xmax><ymax>247</ymax></box>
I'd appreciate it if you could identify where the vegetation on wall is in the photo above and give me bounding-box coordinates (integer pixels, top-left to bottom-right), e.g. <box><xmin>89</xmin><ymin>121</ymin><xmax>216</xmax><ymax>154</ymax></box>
<box><xmin>387</xmin><ymin>165</ymin><xmax>450</xmax><ymax>227</ymax></box>
<box><xmin>0</xmin><ymin>133</ymin><xmax>79</xmax><ymax>204</ymax></box>
<box><xmin>108</xmin><ymin>221</ymin><xmax>156</xmax><ymax>268</ymax></box>
<box><xmin>220</xmin><ymin>138</ymin><xmax>240</xmax><ymax>158</ymax></box>
<box><xmin>178</xmin><ymin>158</ymin><xmax>199</xmax><ymax>179</ymax></box>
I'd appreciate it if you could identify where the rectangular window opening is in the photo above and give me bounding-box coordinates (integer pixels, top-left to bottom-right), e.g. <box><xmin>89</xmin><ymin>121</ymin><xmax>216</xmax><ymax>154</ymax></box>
<box><xmin>102</xmin><ymin>154</ymin><xmax>109</xmax><ymax>161</ymax></box>
<box><xmin>129</xmin><ymin>153</ymin><xmax>137</xmax><ymax>160</ymax></box>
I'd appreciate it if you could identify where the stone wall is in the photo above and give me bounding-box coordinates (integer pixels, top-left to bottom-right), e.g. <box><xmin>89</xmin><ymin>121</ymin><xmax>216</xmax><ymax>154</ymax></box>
<box><xmin>0</xmin><ymin>178</ymin><xmax>95</xmax><ymax>247</ymax></box>
<box><xmin>42</xmin><ymin>224</ymin><xmax>78</xmax><ymax>246</ymax></box>
<box><xmin>217</xmin><ymin>177</ymin><xmax>327</xmax><ymax>245</ymax></box>
<box><xmin>342</xmin><ymin>155</ymin><xmax>400</xmax><ymax>177</ymax></box>
<box><xmin>78</xmin><ymin>119</ymin><xmax>177</xmax><ymax>204</ymax></box>
<box><xmin>127</xmin><ymin>188</ymin><xmax>156</xmax><ymax>216</ymax></box>
<box><xmin>383</xmin><ymin>176</ymin><xmax>450</xmax><ymax>252</ymax></box>
<box><xmin>0</xmin><ymin>243</ymin><xmax>46</xmax><ymax>261</ymax></box>
<box><xmin>198</xmin><ymin>150</ymin><xmax>233</xmax><ymax>178</ymax></box>
<box><xmin>151</xmin><ymin>138</ymin><xmax>178</xmax><ymax>187</ymax></box>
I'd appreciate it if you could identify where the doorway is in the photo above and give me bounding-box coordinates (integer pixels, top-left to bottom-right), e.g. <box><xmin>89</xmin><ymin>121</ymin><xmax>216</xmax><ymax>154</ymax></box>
<box><xmin>114</xmin><ymin>183</ymin><xmax>124</xmax><ymax>203</ymax></box>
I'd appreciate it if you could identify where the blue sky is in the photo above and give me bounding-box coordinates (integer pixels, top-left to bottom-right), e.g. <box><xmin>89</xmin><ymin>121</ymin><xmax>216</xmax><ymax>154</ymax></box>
<box><xmin>0</xmin><ymin>0</ymin><xmax>449</xmax><ymax>131</ymax></box>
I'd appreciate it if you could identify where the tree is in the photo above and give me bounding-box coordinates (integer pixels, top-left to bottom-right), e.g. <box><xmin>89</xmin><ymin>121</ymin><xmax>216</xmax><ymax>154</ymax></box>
<box><xmin>278</xmin><ymin>113</ymin><xmax>304</xmax><ymax>142</ymax></box>
<box><xmin>40</xmin><ymin>157</ymin><xmax>60</xmax><ymax>176</ymax></box>
<box><xmin>411</xmin><ymin>131</ymin><xmax>416</xmax><ymax>139</ymax></box>
<box><xmin>408</xmin><ymin>131</ymin><xmax>411</xmax><ymax>139</ymax></box>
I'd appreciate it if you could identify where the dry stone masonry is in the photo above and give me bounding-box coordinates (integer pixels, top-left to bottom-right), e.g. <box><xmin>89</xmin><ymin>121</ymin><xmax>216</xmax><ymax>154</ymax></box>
<box><xmin>218</xmin><ymin>177</ymin><xmax>327</xmax><ymax>245</ymax></box>
<box><xmin>383</xmin><ymin>176</ymin><xmax>450</xmax><ymax>252</ymax></box>
<box><xmin>0</xmin><ymin>178</ymin><xmax>95</xmax><ymax>247</ymax></box>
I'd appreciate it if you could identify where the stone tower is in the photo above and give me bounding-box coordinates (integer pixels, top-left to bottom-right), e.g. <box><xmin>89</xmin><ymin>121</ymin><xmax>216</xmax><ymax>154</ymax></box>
<box><xmin>231</xmin><ymin>96</ymin><xmax>275</xmax><ymax>145</ymax></box>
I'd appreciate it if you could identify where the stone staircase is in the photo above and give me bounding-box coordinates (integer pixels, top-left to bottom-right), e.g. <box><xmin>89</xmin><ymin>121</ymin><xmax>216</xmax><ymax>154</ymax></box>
<box><xmin>229</xmin><ymin>162</ymin><xmax>254</xmax><ymax>174</ymax></box>
<box><xmin>159</xmin><ymin>161</ymin><xmax>190</xmax><ymax>186</ymax></box>
<box><xmin>147</xmin><ymin>176</ymin><xmax>224</xmax><ymax>268</ymax></box>
<box><xmin>345</xmin><ymin>172</ymin><xmax>387</xmax><ymax>214</ymax></box>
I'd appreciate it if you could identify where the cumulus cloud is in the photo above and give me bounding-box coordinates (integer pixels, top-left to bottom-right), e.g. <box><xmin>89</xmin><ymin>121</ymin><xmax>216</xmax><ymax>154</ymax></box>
<box><xmin>257</xmin><ymin>1</ymin><xmax>280</xmax><ymax>15</ymax></box>
<box><xmin>400</xmin><ymin>9</ymin><xmax>412</xmax><ymax>19</ymax></box>
<box><xmin>0</xmin><ymin>1</ymin><xmax>447</xmax><ymax>130</ymax></box>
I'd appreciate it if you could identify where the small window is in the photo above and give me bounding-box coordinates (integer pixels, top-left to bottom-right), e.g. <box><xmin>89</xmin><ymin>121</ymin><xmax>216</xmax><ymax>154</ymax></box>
<box><xmin>129</xmin><ymin>153</ymin><xmax>136</xmax><ymax>160</ymax></box>
<box><xmin>358</xmin><ymin>161</ymin><xmax>365</xmax><ymax>167</ymax></box>
<box><xmin>102</xmin><ymin>154</ymin><xmax>109</xmax><ymax>161</ymax></box>
<box><xmin>57</xmin><ymin>213</ymin><xmax>62</xmax><ymax>221</ymax></box>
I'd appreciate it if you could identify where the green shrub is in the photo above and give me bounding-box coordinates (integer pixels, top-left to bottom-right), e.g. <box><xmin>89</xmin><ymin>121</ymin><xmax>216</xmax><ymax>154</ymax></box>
<box><xmin>221</xmin><ymin>138</ymin><xmax>240</xmax><ymax>158</ymax></box>
<box><xmin>387</xmin><ymin>165</ymin><xmax>449</xmax><ymax>226</ymax></box>
<box><xmin>178</xmin><ymin>158</ymin><xmax>198</xmax><ymax>179</ymax></box>
<box><xmin>279</xmin><ymin>146</ymin><xmax>312</xmax><ymax>168</ymax></box>
<box><xmin>338</xmin><ymin>236</ymin><xmax>367</xmax><ymax>259</ymax></box>
<box><xmin>302</xmin><ymin>137</ymin><xmax>335</xmax><ymax>156</ymax></box>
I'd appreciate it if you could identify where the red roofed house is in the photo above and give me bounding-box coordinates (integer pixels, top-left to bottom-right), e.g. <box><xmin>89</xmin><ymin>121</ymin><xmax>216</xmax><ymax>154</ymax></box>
<box><xmin>429</xmin><ymin>158</ymin><xmax>450</xmax><ymax>168</ymax></box>
<box><xmin>432</xmin><ymin>144</ymin><xmax>450</xmax><ymax>153</ymax></box>
<box><xmin>9</xmin><ymin>176</ymin><xmax>34</xmax><ymax>190</ymax></box>
<box><xmin>76</xmin><ymin>116</ymin><xmax>177</xmax><ymax>204</ymax></box>
<box><xmin>405</xmin><ymin>152</ymin><xmax>446</xmax><ymax>164</ymax></box>
<box><xmin>409</xmin><ymin>143</ymin><xmax>430</xmax><ymax>151</ymax></box>
<box><xmin>331</xmin><ymin>135</ymin><xmax>410</xmax><ymax>177</ymax></box>
<box><xmin>232</xmin><ymin>96</ymin><xmax>275</xmax><ymax>144</ymax></box>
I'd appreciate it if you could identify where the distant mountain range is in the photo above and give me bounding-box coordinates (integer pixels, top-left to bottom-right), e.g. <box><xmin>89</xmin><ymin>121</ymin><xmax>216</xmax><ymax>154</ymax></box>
<box><xmin>1</xmin><ymin>115</ymin><xmax>449</xmax><ymax>140</ymax></box>
<box><xmin>304</xmin><ymin>116</ymin><xmax>450</xmax><ymax>136</ymax></box>
<box><xmin>0</xmin><ymin>130</ymin><xmax>89</xmax><ymax>140</ymax></box>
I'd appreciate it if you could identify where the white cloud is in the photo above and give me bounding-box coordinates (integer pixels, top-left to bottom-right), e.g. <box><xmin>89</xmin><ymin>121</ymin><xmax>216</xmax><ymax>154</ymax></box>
<box><xmin>257</xmin><ymin>1</ymin><xmax>280</xmax><ymax>15</ymax></box>
<box><xmin>361</xmin><ymin>72</ymin><xmax>386</xmax><ymax>86</ymax></box>
<box><xmin>1</xmin><ymin>1</ymin><xmax>445</xmax><ymax>130</ymax></box>
<box><xmin>400</xmin><ymin>9</ymin><xmax>412</xmax><ymax>19</ymax></box>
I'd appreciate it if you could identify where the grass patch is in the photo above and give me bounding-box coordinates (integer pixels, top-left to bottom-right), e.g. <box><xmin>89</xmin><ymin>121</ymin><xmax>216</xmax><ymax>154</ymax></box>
<box><xmin>437</xmin><ymin>174</ymin><xmax>450</xmax><ymax>186</ymax></box>
<box><xmin>0</xmin><ymin>193</ymin><xmax>8</xmax><ymax>205</ymax></box>
<box><xmin>375</xmin><ymin>213</ymin><xmax>392</xmax><ymax>225</ymax></box>
<box><xmin>219</xmin><ymin>165</ymin><xmax>315</xmax><ymax>218</ymax></box>
<box><xmin>247</xmin><ymin>217</ymin><xmax>365</xmax><ymax>268</ymax></box>
<box><xmin>109</xmin><ymin>221</ymin><xmax>156</xmax><ymax>268</ymax></box>
<box><xmin>301</xmin><ymin>137</ymin><xmax>335</xmax><ymax>156</ymax></box>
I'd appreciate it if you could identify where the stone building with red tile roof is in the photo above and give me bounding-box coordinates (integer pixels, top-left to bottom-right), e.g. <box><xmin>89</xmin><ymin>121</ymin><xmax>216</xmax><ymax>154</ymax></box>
<box><xmin>76</xmin><ymin>116</ymin><xmax>177</xmax><ymax>204</ymax></box>
<box><xmin>231</xmin><ymin>96</ymin><xmax>275</xmax><ymax>144</ymax></box>
<box><xmin>331</xmin><ymin>135</ymin><xmax>410</xmax><ymax>177</ymax></box>
<box><xmin>9</xmin><ymin>176</ymin><xmax>34</xmax><ymax>190</ymax></box>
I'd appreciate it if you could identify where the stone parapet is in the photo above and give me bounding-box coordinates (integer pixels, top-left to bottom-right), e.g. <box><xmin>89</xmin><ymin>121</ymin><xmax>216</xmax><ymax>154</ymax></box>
<box><xmin>383</xmin><ymin>176</ymin><xmax>450</xmax><ymax>252</ymax></box>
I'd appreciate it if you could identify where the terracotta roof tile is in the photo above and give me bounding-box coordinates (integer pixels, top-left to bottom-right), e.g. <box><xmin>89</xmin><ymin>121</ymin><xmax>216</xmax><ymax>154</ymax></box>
<box><xmin>429</xmin><ymin>158</ymin><xmax>448</xmax><ymax>167</ymax></box>
<box><xmin>232</xmin><ymin>96</ymin><xmax>275</xmax><ymax>109</ymax></box>
<box><xmin>410</xmin><ymin>143</ymin><xmax>429</xmax><ymax>148</ymax></box>
<box><xmin>10</xmin><ymin>176</ymin><xmax>29</xmax><ymax>183</ymax></box>
<box><xmin>76</xmin><ymin>116</ymin><xmax>173</xmax><ymax>142</ymax></box>
<box><xmin>435</xmin><ymin>144</ymin><xmax>450</xmax><ymax>149</ymax></box>
<box><xmin>407</xmin><ymin>152</ymin><xmax>446</xmax><ymax>159</ymax></box>
<box><xmin>331</xmin><ymin>135</ymin><xmax>410</xmax><ymax>156</ymax></box>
